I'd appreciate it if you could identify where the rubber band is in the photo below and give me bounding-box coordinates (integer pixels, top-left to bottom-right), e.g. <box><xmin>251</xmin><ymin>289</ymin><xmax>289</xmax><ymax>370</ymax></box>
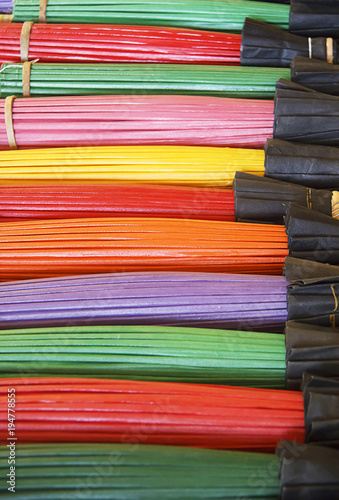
<box><xmin>20</xmin><ymin>22</ymin><xmax>34</xmax><ymax>62</ymax></box>
<box><xmin>39</xmin><ymin>0</ymin><xmax>48</xmax><ymax>23</ymax></box>
<box><xmin>22</xmin><ymin>59</ymin><xmax>39</xmax><ymax>98</ymax></box>
<box><xmin>332</xmin><ymin>191</ymin><xmax>339</xmax><ymax>219</ymax></box>
<box><xmin>331</xmin><ymin>284</ymin><xmax>338</xmax><ymax>312</ymax></box>
<box><xmin>326</xmin><ymin>38</ymin><xmax>334</xmax><ymax>64</ymax></box>
<box><xmin>0</xmin><ymin>14</ymin><xmax>13</xmax><ymax>23</ymax></box>
<box><xmin>308</xmin><ymin>37</ymin><xmax>312</xmax><ymax>59</ymax></box>
<box><xmin>4</xmin><ymin>96</ymin><xmax>17</xmax><ymax>150</ymax></box>
<box><xmin>306</xmin><ymin>188</ymin><xmax>312</xmax><ymax>209</ymax></box>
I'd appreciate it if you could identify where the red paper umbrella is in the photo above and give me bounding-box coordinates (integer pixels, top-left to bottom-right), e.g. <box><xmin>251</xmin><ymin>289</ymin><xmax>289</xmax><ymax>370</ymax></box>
<box><xmin>0</xmin><ymin>378</ymin><xmax>305</xmax><ymax>451</ymax></box>
<box><xmin>0</xmin><ymin>217</ymin><xmax>288</xmax><ymax>280</ymax></box>
<box><xmin>0</xmin><ymin>182</ymin><xmax>235</xmax><ymax>222</ymax></box>
<box><xmin>0</xmin><ymin>23</ymin><xmax>241</xmax><ymax>64</ymax></box>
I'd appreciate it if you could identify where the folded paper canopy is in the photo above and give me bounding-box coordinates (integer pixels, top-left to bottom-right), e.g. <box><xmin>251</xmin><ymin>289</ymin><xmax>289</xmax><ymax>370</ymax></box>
<box><xmin>291</xmin><ymin>56</ymin><xmax>339</xmax><ymax>96</ymax></box>
<box><xmin>0</xmin><ymin>23</ymin><xmax>242</xmax><ymax>65</ymax></box>
<box><xmin>0</xmin><ymin>377</ymin><xmax>305</xmax><ymax>449</ymax></box>
<box><xmin>287</xmin><ymin>275</ymin><xmax>339</xmax><ymax>327</ymax></box>
<box><xmin>0</xmin><ymin>95</ymin><xmax>274</xmax><ymax>150</ymax></box>
<box><xmin>0</xmin><ymin>324</ymin><xmax>286</xmax><ymax>388</ymax></box>
<box><xmin>285</xmin><ymin>203</ymin><xmax>339</xmax><ymax>265</ymax></box>
<box><xmin>0</xmin><ymin>62</ymin><xmax>290</xmax><ymax>99</ymax></box>
<box><xmin>264</xmin><ymin>139</ymin><xmax>339</xmax><ymax>189</ymax></box>
<box><xmin>233</xmin><ymin>173</ymin><xmax>335</xmax><ymax>224</ymax></box>
<box><xmin>0</xmin><ymin>271</ymin><xmax>288</xmax><ymax>331</ymax></box>
<box><xmin>0</xmin><ymin>217</ymin><xmax>289</xmax><ymax>280</ymax></box>
<box><xmin>273</xmin><ymin>81</ymin><xmax>339</xmax><ymax>146</ymax></box>
<box><xmin>289</xmin><ymin>0</ymin><xmax>339</xmax><ymax>37</ymax></box>
<box><xmin>0</xmin><ymin>145</ymin><xmax>265</xmax><ymax>185</ymax></box>
<box><xmin>278</xmin><ymin>441</ymin><xmax>339</xmax><ymax>499</ymax></box>
<box><xmin>241</xmin><ymin>18</ymin><xmax>339</xmax><ymax>67</ymax></box>
<box><xmin>0</xmin><ymin>183</ymin><xmax>236</xmax><ymax>222</ymax></box>
<box><xmin>10</xmin><ymin>0</ymin><xmax>290</xmax><ymax>31</ymax></box>
<box><xmin>286</xmin><ymin>322</ymin><xmax>339</xmax><ymax>390</ymax></box>
<box><xmin>0</xmin><ymin>443</ymin><xmax>281</xmax><ymax>500</ymax></box>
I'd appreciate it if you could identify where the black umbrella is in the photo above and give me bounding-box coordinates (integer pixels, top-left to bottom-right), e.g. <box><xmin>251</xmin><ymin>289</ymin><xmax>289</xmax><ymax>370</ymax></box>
<box><xmin>264</xmin><ymin>139</ymin><xmax>339</xmax><ymax>189</ymax></box>
<box><xmin>289</xmin><ymin>0</ymin><xmax>339</xmax><ymax>37</ymax></box>
<box><xmin>241</xmin><ymin>18</ymin><xmax>338</xmax><ymax>67</ymax></box>
<box><xmin>278</xmin><ymin>440</ymin><xmax>339</xmax><ymax>499</ymax></box>
<box><xmin>233</xmin><ymin>172</ymin><xmax>333</xmax><ymax>224</ymax></box>
<box><xmin>285</xmin><ymin>203</ymin><xmax>339</xmax><ymax>265</ymax></box>
<box><xmin>287</xmin><ymin>274</ymin><xmax>339</xmax><ymax>327</ymax></box>
<box><xmin>285</xmin><ymin>322</ymin><xmax>339</xmax><ymax>389</ymax></box>
<box><xmin>273</xmin><ymin>80</ymin><xmax>339</xmax><ymax>146</ymax></box>
<box><xmin>292</xmin><ymin>56</ymin><xmax>339</xmax><ymax>95</ymax></box>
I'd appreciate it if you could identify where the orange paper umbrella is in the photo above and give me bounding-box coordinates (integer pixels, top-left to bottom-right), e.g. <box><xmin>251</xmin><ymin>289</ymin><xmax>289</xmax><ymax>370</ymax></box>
<box><xmin>0</xmin><ymin>217</ymin><xmax>288</xmax><ymax>280</ymax></box>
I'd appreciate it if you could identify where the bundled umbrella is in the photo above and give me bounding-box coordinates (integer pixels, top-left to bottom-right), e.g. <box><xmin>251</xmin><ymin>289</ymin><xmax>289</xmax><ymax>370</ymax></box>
<box><xmin>0</xmin><ymin>62</ymin><xmax>289</xmax><ymax>99</ymax></box>
<box><xmin>1</xmin><ymin>203</ymin><xmax>339</xmax><ymax>281</ymax></box>
<box><xmin>273</xmin><ymin>81</ymin><xmax>339</xmax><ymax>146</ymax></box>
<box><xmin>0</xmin><ymin>443</ymin><xmax>282</xmax><ymax>500</ymax></box>
<box><xmin>233</xmin><ymin>172</ymin><xmax>337</xmax><ymax>224</ymax></box>
<box><xmin>1</xmin><ymin>441</ymin><xmax>338</xmax><ymax>500</ymax></box>
<box><xmin>264</xmin><ymin>139</ymin><xmax>339</xmax><ymax>189</ymax></box>
<box><xmin>291</xmin><ymin>56</ymin><xmax>339</xmax><ymax>95</ymax></box>
<box><xmin>0</xmin><ymin>324</ymin><xmax>286</xmax><ymax>388</ymax></box>
<box><xmin>0</xmin><ymin>145</ymin><xmax>265</xmax><ymax>184</ymax></box>
<box><xmin>8</xmin><ymin>0</ymin><xmax>339</xmax><ymax>36</ymax></box>
<box><xmin>0</xmin><ymin>183</ymin><xmax>236</xmax><ymax>222</ymax></box>
<box><xmin>241</xmin><ymin>18</ymin><xmax>339</xmax><ymax>67</ymax></box>
<box><xmin>0</xmin><ymin>140</ymin><xmax>338</xmax><ymax>190</ymax></box>
<box><xmin>0</xmin><ymin>377</ymin><xmax>305</xmax><ymax>449</ymax></box>
<box><xmin>9</xmin><ymin>0</ymin><xmax>291</xmax><ymax>31</ymax></box>
<box><xmin>0</xmin><ymin>217</ymin><xmax>288</xmax><ymax>280</ymax></box>
<box><xmin>0</xmin><ymin>271</ymin><xmax>289</xmax><ymax>331</ymax></box>
<box><xmin>0</xmin><ymin>20</ymin><xmax>333</xmax><ymax>68</ymax></box>
<box><xmin>0</xmin><ymin>22</ymin><xmax>242</xmax><ymax>65</ymax></box>
<box><xmin>0</xmin><ymin>95</ymin><xmax>274</xmax><ymax>150</ymax></box>
<box><xmin>2</xmin><ymin>320</ymin><xmax>338</xmax><ymax>390</ymax></box>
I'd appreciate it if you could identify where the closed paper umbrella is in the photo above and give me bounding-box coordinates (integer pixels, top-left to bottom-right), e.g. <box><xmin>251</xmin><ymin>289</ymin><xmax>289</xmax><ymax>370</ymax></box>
<box><xmin>0</xmin><ymin>377</ymin><xmax>306</xmax><ymax>449</ymax></box>
<box><xmin>10</xmin><ymin>0</ymin><xmax>290</xmax><ymax>32</ymax></box>
<box><xmin>0</xmin><ymin>22</ymin><xmax>242</xmax><ymax>65</ymax></box>
<box><xmin>0</xmin><ymin>62</ymin><xmax>290</xmax><ymax>99</ymax></box>
<box><xmin>0</xmin><ymin>145</ymin><xmax>265</xmax><ymax>184</ymax></box>
<box><xmin>0</xmin><ymin>443</ymin><xmax>281</xmax><ymax>500</ymax></box>
<box><xmin>2</xmin><ymin>322</ymin><xmax>338</xmax><ymax>390</ymax></box>
<box><xmin>0</xmin><ymin>183</ymin><xmax>236</xmax><ymax>222</ymax></box>
<box><xmin>0</xmin><ymin>324</ymin><xmax>286</xmax><ymax>387</ymax></box>
<box><xmin>0</xmin><ymin>217</ymin><xmax>289</xmax><ymax>280</ymax></box>
<box><xmin>0</xmin><ymin>95</ymin><xmax>275</xmax><ymax>150</ymax></box>
<box><xmin>0</xmin><ymin>271</ymin><xmax>289</xmax><ymax>331</ymax></box>
<box><xmin>291</xmin><ymin>56</ymin><xmax>339</xmax><ymax>95</ymax></box>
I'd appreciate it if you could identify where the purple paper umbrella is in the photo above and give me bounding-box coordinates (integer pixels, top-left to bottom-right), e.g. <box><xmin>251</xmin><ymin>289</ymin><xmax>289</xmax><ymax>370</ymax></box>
<box><xmin>0</xmin><ymin>0</ymin><xmax>12</xmax><ymax>13</ymax></box>
<box><xmin>0</xmin><ymin>272</ymin><xmax>288</xmax><ymax>332</ymax></box>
